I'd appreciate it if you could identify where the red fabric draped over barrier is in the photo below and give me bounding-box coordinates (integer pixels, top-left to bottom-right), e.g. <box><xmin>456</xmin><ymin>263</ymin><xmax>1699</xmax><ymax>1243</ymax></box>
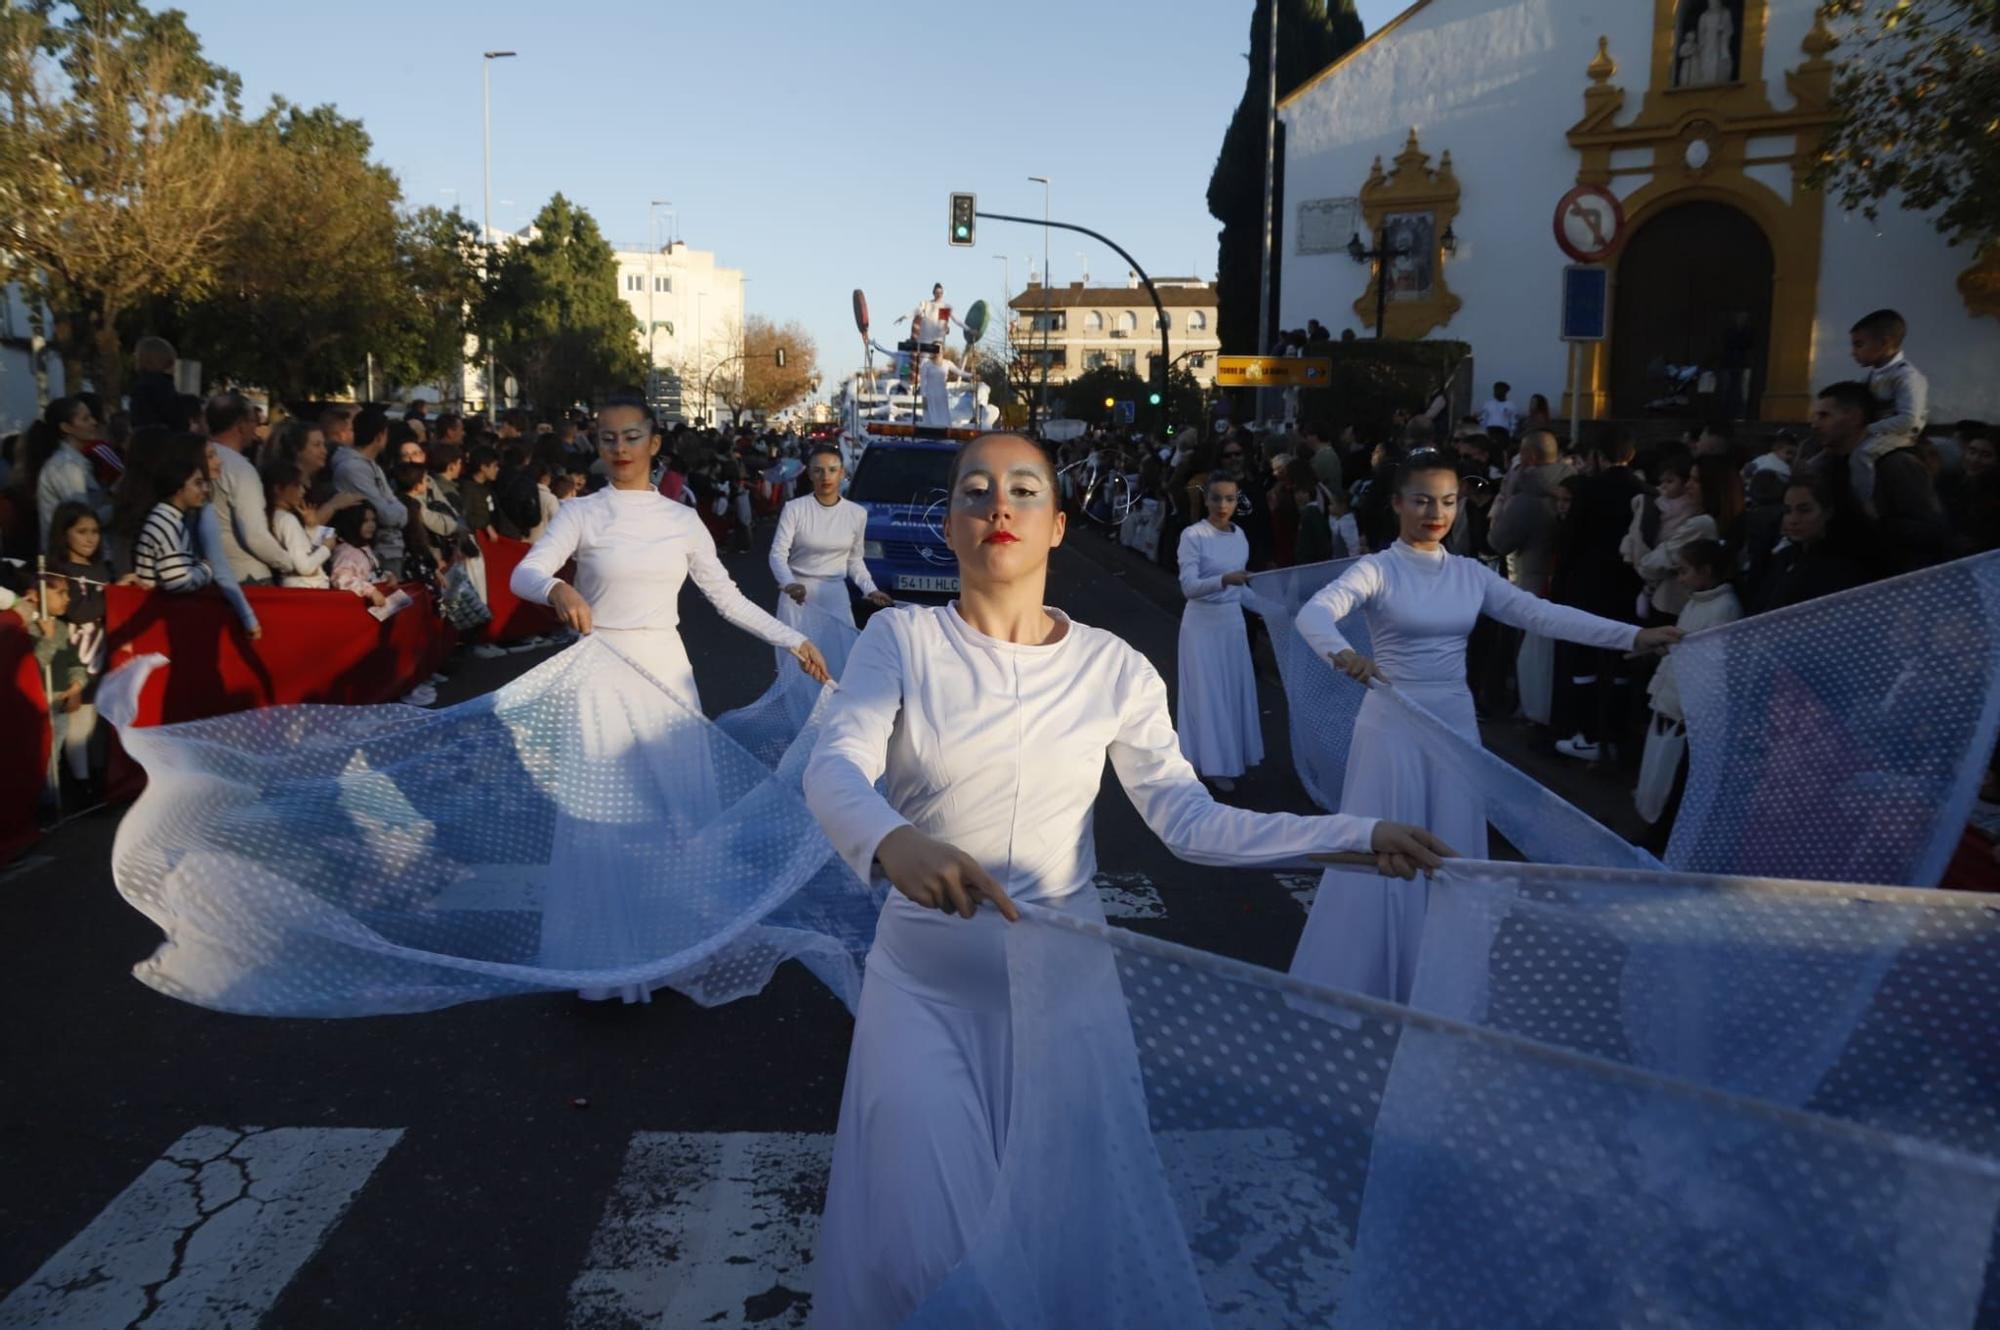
<box><xmin>0</xmin><ymin>622</ymin><xmax>51</xmax><ymax>864</ymax></box>
<box><xmin>475</xmin><ymin>532</ymin><xmax>560</xmax><ymax>643</ymax></box>
<box><xmin>102</xmin><ymin>584</ymin><xmax>447</xmax><ymax>801</ymax></box>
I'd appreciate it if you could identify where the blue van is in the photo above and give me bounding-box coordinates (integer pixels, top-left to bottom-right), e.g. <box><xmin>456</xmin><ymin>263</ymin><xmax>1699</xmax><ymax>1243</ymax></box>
<box><xmin>848</xmin><ymin>434</ymin><xmax>962</xmax><ymax>595</ymax></box>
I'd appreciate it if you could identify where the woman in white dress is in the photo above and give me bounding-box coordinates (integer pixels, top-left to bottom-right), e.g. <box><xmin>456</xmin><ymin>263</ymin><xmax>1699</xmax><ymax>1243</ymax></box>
<box><xmin>1175</xmin><ymin>471</ymin><xmax>1262</xmax><ymax>791</ymax></box>
<box><xmin>1289</xmin><ymin>451</ymin><xmax>1679</xmax><ymax>1004</ymax></box>
<box><xmin>769</xmin><ymin>443</ymin><xmax>892</xmax><ymax>680</ymax></box>
<box><xmin>802</xmin><ymin>431</ymin><xmax>1450</xmax><ymax>1328</ymax></box>
<box><xmin>511</xmin><ymin>396</ymin><xmax>830</xmax><ymax>1002</ymax></box>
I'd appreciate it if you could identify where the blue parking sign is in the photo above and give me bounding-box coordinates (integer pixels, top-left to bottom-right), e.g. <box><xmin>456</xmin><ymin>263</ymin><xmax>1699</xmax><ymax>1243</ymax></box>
<box><xmin>1562</xmin><ymin>265</ymin><xmax>1611</xmax><ymax>342</ymax></box>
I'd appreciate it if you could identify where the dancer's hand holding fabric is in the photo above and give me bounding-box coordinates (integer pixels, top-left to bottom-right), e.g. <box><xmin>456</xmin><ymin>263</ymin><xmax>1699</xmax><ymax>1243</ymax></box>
<box><xmin>1221</xmin><ymin>571</ymin><xmax>1251</xmax><ymax>588</ymax></box>
<box><xmin>549</xmin><ymin>582</ymin><xmax>592</xmax><ymax>635</ymax></box>
<box><xmin>1370</xmin><ymin>821</ymin><xmax>1454</xmax><ymax>879</ymax></box>
<box><xmin>792</xmin><ymin>641</ymin><xmax>832</xmax><ymax>685</ymax></box>
<box><xmin>1631</xmin><ymin>625</ymin><xmax>1683</xmax><ymax>655</ymax></box>
<box><xmin>1330</xmin><ymin>649</ymin><xmax>1385</xmax><ymax>685</ymax></box>
<box><xmin>865</xmin><ymin>590</ymin><xmax>895</xmax><ymax>608</ymax></box>
<box><xmin>784</xmin><ymin>583</ymin><xmax>808</xmax><ymax>604</ymax></box>
<box><xmin>874</xmin><ymin>826</ymin><xmax>1021</xmax><ymax>922</ymax></box>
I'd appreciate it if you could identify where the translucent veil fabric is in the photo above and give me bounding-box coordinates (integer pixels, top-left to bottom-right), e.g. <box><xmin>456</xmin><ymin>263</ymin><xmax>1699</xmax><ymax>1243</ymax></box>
<box><xmin>100</xmin><ymin>638</ymin><xmax>872</xmax><ymax>1016</ymax></box>
<box><xmin>1668</xmin><ymin>551</ymin><xmax>2000</xmax><ymax>885</ymax></box>
<box><xmin>907</xmin><ymin>904</ymin><xmax>2000</xmax><ymax>1329</ymax></box>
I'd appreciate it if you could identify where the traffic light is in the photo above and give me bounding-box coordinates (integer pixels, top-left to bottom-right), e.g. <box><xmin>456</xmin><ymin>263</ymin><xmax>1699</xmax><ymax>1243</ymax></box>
<box><xmin>774</xmin><ymin>346</ymin><xmax>788</xmax><ymax>369</ymax></box>
<box><xmin>948</xmin><ymin>192</ymin><xmax>976</xmax><ymax>247</ymax></box>
<box><xmin>1148</xmin><ymin>391</ymin><xmax>1162</xmax><ymax>406</ymax></box>
<box><xmin>1103</xmin><ymin>396</ymin><xmax>1116</xmax><ymax>409</ymax></box>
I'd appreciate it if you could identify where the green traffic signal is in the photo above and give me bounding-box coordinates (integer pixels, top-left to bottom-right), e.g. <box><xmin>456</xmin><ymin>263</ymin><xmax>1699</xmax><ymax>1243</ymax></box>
<box><xmin>1148</xmin><ymin>392</ymin><xmax>1162</xmax><ymax>405</ymax></box>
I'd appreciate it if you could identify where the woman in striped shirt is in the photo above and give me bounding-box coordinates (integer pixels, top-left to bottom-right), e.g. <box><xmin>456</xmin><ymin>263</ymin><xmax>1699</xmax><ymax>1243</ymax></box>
<box><xmin>132</xmin><ymin>434</ymin><xmax>217</xmax><ymax>594</ymax></box>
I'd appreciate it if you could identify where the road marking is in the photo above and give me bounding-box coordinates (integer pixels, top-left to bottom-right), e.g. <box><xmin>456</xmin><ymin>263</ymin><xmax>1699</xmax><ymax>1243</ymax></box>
<box><xmin>1095</xmin><ymin>871</ymin><xmax>1166</xmax><ymax>920</ymax></box>
<box><xmin>0</xmin><ymin>1125</ymin><xmax>402</xmax><ymax>1330</ymax></box>
<box><xmin>567</xmin><ymin>1131</ymin><xmax>830</xmax><ymax>1329</ymax></box>
<box><xmin>1275</xmin><ymin>871</ymin><xmax>1320</xmax><ymax>914</ymax></box>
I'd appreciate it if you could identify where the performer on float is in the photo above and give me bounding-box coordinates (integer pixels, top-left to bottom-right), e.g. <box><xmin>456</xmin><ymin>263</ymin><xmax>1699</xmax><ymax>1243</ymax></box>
<box><xmin>513</xmin><ymin>395</ymin><xmax>830</xmax><ymax>1004</ymax></box>
<box><xmin>1289</xmin><ymin>450</ymin><xmax>1678</xmax><ymax>1004</ymax></box>
<box><xmin>768</xmin><ymin>442</ymin><xmax>893</xmax><ymax>679</ymax></box>
<box><xmin>1175</xmin><ymin>471</ymin><xmax>1262</xmax><ymax>792</ymax></box>
<box><xmin>801</xmin><ymin>430</ymin><xmax>1450</xmax><ymax>1328</ymax></box>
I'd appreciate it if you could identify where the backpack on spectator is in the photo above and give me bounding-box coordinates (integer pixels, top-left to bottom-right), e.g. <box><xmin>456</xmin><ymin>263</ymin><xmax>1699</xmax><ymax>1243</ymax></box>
<box><xmin>496</xmin><ymin>470</ymin><xmax>542</xmax><ymax>536</ymax></box>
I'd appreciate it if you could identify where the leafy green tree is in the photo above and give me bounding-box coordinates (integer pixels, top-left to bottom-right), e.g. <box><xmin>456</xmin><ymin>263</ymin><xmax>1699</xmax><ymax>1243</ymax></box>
<box><xmin>0</xmin><ymin>0</ymin><xmax>247</xmax><ymax>397</ymax></box>
<box><xmin>179</xmin><ymin>100</ymin><xmax>407</xmax><ymax>401</ymax></box>
<box><xmin>480</xmin><ymin>193</ymin><xmax>645</xmax><ymax>410</ymax></box>
<box><xmin>1206</xmin><ymin>0</ymin><xmax>1362</xmax><ymax>356</ymax></box>
<box><xmin>386</xmin><ymin>205</ymin><xmax>483</xmax><ymax>396</ymax></box>
<box><xmin>1812</xmin><ymin>0</ymin><xmax>2000</xmax><ymax>250</ymax></box>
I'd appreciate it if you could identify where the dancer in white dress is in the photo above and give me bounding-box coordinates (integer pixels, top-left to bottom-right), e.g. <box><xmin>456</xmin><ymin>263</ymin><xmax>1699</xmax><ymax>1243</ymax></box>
<box><xmin>1175</xmin><ymin>472</ymin><xmax>1263</xmax><ymax>789</ymax></box>
<box><xmin>512</xmin><ymin>395</ymin><xmax>830</xmax><ymax>1002</ymax></box>
<box><xmin>1289</xmin><ymin>452</ymin><xmax>1678</xmax><ymax>1003</ymax></box>
<box><xmin>802</xmin><ymin>432</ymin><xmax>1450</xmax><ymax>1328</ymax></box>
<box><xmin>769</xmin><ymin>444</ymin><xmax>893</xmax><ymax>680</ymax></box>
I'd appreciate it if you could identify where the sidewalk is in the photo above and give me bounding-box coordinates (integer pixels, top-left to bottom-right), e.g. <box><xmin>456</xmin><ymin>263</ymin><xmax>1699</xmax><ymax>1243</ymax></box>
<box><xmin>1059</xmin><ymin>522</ymin><xmax>1655</xmax><ymax>848</ymax></box>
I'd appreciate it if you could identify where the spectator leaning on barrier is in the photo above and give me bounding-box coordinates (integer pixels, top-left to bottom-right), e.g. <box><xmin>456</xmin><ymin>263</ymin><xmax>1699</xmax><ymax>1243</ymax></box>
<box><xmin>132</xmin><ymin>434</ymin><xmax>218</xmax><ymax>596</ymax></box>
<box><xmin>207</xmin><ymin>391</ymin><xmax>305</xmax><ymax>586</ymax></box>
<box><xmin>459</xmin><ymin>446</ymin><xmax>501</xmax><ymax>539</ymax></box>
<box><xmin>331</xmin><ymin>406</ymin><xmax>408</xmax><ymax>581</ymax></box>
<box><xmin>328</xmin><ymin>503</ymin><xmax>390</xmax><ymax>609</ymax></box>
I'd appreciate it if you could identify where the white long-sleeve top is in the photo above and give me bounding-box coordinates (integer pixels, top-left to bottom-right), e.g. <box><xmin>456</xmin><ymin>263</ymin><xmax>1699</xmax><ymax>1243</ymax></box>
<box><xmin>768</xmin><ymin>495</ymin><xmax>878</xmax><ymax>595</ymax></box>
<box><xmin>1647</xmin><ymin>583</ymin><xmax>1742</xmax><ymax>721</ymax></box>
<box><xmin>1297</xmin><ymin>540</ymin><xmax>1639</xmax><ymax>689</ymax></box>
<box><xmin>271</xmin><ymin>509</ymin><xmax>332</xmax><ymax>588</ymax></box>
<box><xmin>1176</xmin><ymin>520</ymin><xmax>1249</xmax><ymax>604</ymax></box>
<box><xmin>212</xmin><ymin>443</ymin><xmax>302</xmax><ymax>582</ymax></box>
<box><xmin>805</xmin><ymin>604</ymin><xmax>1379</xmax><ymax>908</ymax></box>
<box><xmin>510</xmin><ymin>486</ymin><xmax>805</xmax><ymax>647</ymax></box>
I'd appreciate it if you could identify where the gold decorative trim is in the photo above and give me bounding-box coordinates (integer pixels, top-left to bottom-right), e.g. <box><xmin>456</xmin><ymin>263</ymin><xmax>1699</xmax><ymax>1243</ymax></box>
<box><xmin>1961</xmin><ymin>243</ymin><xmax>2000</xmax><ymax>323</ymax></box>
<box><xmin>1352</xmin><ymin>129</ymin><xmax>1463</xmax><ymax>339</ymax></box>
<box><xmin>1563</xmin><ymin>9</ymin><xmax>1839</xmax><ymax>423</ymax></box>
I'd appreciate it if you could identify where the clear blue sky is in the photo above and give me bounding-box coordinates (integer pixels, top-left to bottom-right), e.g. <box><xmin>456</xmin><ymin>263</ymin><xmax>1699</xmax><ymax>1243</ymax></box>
<box><xmin>172</xmin><ymin>0</ymin><xmax>1406</xmax><ymax>395</ymax></box>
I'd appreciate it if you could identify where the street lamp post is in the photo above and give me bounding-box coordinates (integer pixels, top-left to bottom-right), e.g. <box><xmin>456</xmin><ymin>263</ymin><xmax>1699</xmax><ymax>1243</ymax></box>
<box><xmin>1028</xmin><ymin>176</ymin><xmax>1050</xmax><ymax>433</ymax></box>
<box><xmin>1348</xmin><ymin>230</ymin><xmax>1411</xmax><ymax>340</ymax></box>
<box><xmin>1255</xmin><ymin>0</ymin><xmax>1277</xmax><ymax>424</ymax></box>
<box><xmin>481</xmin><ymin>49</ymin><xmax>516</xmax><ymax>422</ymax></box>
<box><xmin>647</xmin><ymin>199</ymin><xmax>673</xmax><ymax>401</ymax></box>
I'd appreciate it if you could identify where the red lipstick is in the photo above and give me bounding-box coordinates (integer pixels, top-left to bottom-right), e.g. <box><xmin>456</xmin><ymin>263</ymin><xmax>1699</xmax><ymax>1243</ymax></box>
<box><xmin>983</xmin><ymin>531</ymin><xmax>1018</xmax><ymax>545</ymax></box>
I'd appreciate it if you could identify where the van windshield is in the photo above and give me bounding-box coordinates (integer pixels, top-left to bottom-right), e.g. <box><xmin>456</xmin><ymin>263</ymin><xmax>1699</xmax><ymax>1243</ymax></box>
<box><xmin>848</xmin><ymin>447</ymin><xmax>956</xmax><ymax>506</ymax></box>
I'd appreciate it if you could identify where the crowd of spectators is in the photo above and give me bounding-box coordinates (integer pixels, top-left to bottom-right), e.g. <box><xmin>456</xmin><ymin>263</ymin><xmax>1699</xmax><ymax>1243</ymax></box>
<box><xmin>0</xmin><ymin>334</ymin><xmax>828</xmax><ymax>806</ymax></box>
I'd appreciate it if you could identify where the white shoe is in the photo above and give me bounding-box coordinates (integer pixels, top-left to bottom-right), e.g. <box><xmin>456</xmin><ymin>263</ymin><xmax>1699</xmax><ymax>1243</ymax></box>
<box><xmin>400</xmin><ymin>684</ymin><xmax>438</xmax><ymax>707</ymax></box>
<box><xmin>1210</xmin><ymin>776</ymin><xmax>1237</xmax><ymax>793</ymax></box>
<box><xmin>1554</xmin><ymin>735</ymin><xmax>1601</xmax><ymax>761</ymax></box>
<box><xmin>470</xmin><ymin>643</ymin><xmax>508</xmax><ymax>659</ymax></box>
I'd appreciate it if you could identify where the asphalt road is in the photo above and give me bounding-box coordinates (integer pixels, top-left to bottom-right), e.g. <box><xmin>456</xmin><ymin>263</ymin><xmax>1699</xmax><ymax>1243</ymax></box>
<box><xmin>0</xmin><ymin>520</ymin><xmax>1347</xmax><ymax>1330</ymax></box>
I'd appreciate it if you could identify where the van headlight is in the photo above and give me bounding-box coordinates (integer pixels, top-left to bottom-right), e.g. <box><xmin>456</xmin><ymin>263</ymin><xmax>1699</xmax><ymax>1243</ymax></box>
<box><xmin>864</xmin><ymin>541</ymin><xmax>885</xmax><ymax>559</ymax></box>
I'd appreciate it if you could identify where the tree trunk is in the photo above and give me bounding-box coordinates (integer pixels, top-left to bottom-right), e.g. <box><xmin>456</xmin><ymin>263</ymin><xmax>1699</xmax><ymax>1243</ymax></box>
<box><xmin>91</xmin><ymin>313</ymin><xmax>126</xmax><ymax>402</ymax></box>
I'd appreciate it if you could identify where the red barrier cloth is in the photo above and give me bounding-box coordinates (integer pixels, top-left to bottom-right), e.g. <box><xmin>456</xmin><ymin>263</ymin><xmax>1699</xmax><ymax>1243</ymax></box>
<box><xmin>0</xmin><ymin>621</ymin><xmax>51</xmax><ymax>864</ymax></box>
<box><xmin>474</xmin><ymin>532</ymin><xmax>560</xmax><ymax>644</ymax></box>
<box><xmin>104</xmin><ymin>583</ymin><xmax>446</xmax><ymax>726</ymax></box>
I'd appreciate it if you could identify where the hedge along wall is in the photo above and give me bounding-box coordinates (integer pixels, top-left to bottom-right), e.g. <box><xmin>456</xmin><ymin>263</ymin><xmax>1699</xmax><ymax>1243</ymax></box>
<box><xmin>1293</xmin><ymin>338</ymin><xmax>1470</xmax><ymax>445</ymax></box>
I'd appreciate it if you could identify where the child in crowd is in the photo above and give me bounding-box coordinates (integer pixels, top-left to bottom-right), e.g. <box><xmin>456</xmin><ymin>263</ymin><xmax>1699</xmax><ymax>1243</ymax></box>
<box><xmin>264</xmin><ymin>461</ymin><xmax>333</xmax><ymax>589</ymax></box>
<box><xmin>392</xmin><ymin>461</ymin><xmax>444</xmax><ymax>591</ymax></box>
<box><xmin>45</xmin><ymin>500</ymin><xmax>120</xmax><ymax>674</ymax></box>
<box><xmin>328</xmin><ymin>504</ymin><xmax>389</xmax><ymax>609</ymax></box>
<box><xmin>1849</xmin><ymin>308</ymin><xmax>1929</xmax><ymax>504</ymax></box>
<box><xmin>1636</xmin><ymin>539</ymin><xmax>1743</xmax><ymax>842</ymax></box>
<box><xmin>1</xmin><ymin>563</ymin><xmax>97</xmax><ymax>787</ymax></box>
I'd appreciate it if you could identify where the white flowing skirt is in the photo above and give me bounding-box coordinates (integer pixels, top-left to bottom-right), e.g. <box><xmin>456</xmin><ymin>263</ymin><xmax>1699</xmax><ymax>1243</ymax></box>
<box><xmin>777</xmin><ymin>577</ymin><xmax>857</xmax><ymax>681</ymax></box>
<box><xmin>542</xmin><ymin>627</ymin><xmax>716</xmax><ymax>1003</ymax></box>
<box><xmin>810</xmin><ymin>889</ymin><xmax>1103</xmax><ymax>1329</ymax></box>
<box><xmin>1289</xmin><ymin>681</ymin><xmax>1489</xmax><ymax>1004</ymax></box>
<box><xmin>1176</xmin><ymin>599</ymin><xmax>1263</xmax><ymax>778</ymax></box>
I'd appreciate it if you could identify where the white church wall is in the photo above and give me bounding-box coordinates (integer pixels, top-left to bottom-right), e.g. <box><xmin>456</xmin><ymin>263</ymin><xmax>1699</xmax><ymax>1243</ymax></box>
<box><xmin>1280</xmin><ymin>0</ymin><xmax>2000</xmax><ymax>423</ymax></box>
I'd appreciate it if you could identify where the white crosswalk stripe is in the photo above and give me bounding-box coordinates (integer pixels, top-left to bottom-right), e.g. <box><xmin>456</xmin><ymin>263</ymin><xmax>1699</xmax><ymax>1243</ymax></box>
<box><xmin>0</xmin><ymin>1125</ymin><xmax>402</xmax><ymax>1330</ymax></box>
<box><xmin>1274</xmin><ymin>871</ymin><xmax>1320</xmax><ymax>914</ymax></box>
<box><xmin>567</xmin><ymin>1132</ymin><xmax>829</xmax><ymax>1329</ymax></box>
<box><xmin>1094</xmin><ymin>870</ymin><xmax>1166</xmax><ymax>919</ymax></box>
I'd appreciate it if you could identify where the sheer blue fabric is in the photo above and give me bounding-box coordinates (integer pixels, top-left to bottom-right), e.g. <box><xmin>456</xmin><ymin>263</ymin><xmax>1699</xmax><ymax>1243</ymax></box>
<box><xmin>1668</xmin><ymin>551</ymin><xmax>2000</xmax><ymax>885</ymax></box>
<box><xmin>904</xmin><ymin>904</ymin><xmax>2000</xmax><ymax>1329</ymax></box>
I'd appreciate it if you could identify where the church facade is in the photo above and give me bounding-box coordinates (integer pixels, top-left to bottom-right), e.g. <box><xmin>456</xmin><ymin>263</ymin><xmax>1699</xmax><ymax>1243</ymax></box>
<box><xmin>1276</xmin><ymin>0</ymin><xmax>2000</xmax><ymax>425</ymax></box>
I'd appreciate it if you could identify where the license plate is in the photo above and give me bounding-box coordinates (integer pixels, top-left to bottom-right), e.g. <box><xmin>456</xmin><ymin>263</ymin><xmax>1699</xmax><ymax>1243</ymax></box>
<box><xmin>898</xmin><ymin>574</ymin><xmax>959</xmax><ymax>593</ymax></box>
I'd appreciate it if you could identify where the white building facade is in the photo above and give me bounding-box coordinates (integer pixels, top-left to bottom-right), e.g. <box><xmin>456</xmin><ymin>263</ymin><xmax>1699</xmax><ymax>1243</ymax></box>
<box><xmin>1007</xmin><ymin>276</ymin><xmax>1222</xmax><ymax>389</ymax></box>
<box><xmin>1277</xmin><ymin>0</ymin><xmax>2000</xmax><ymax>424</ymax></box>
<box><xmin>611</xmin><ymin>241</ymin><xmax>744</xmax><ymax>427</ymax></box>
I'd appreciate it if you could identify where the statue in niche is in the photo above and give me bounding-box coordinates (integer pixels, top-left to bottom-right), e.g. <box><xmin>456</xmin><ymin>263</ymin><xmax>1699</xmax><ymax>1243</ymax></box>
<box><xmin>1676</xmin><ymin>0</ymin><xmax>1738</xmax><ymax>86</ymax></box>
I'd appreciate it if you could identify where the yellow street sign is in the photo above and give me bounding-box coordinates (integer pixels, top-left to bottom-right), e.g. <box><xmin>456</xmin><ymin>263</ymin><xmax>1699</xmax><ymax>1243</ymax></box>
<box><xmin>1214</xmin><ymin>355</ymin><xmax>1334</xmax><ymax>388</ymax></box>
